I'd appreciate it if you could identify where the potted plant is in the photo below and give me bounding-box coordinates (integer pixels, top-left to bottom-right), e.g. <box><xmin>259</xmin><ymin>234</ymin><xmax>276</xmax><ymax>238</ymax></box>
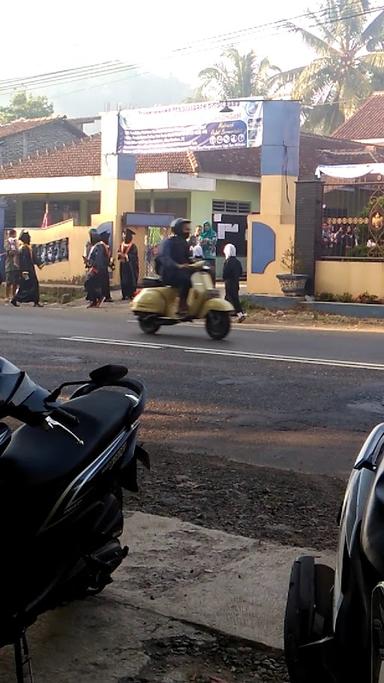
<box><xmin>276</xmin><ymin>240</ymin><xmax>309</xmax><ymax>296</ymax></box>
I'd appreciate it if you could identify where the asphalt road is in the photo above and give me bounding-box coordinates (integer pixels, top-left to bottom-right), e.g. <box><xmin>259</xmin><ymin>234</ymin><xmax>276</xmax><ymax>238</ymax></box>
<box><xmin>1</xmin><ymin>303</ymin><xmax>384</xmax><ymax>476</ymax></box>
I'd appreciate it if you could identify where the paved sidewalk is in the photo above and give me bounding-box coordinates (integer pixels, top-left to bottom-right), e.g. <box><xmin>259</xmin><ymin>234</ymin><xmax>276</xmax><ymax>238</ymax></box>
<box><xmin>0</xmin><ymin>512</ymin><xmax>334</xmax><ymax>681</ymax></box>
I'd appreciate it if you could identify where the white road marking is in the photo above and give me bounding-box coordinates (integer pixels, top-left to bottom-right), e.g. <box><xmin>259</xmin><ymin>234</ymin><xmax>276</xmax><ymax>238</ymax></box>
<box><xmin>7</xmin><ymin>330</ymin><xmax>33</xmax><ymax>335</ymax></box>
<box><xmin>124</xmin><ymin>318</ymin><xmax>276</xmax><ymax>332</ymax></box>
<box><xmin>60</xmin><ymin>335</ymin><xmax>384</xmax><ymax>371</ymax></box>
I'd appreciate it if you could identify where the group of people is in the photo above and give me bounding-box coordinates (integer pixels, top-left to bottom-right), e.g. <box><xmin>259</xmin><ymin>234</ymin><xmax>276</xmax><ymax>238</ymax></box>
<box><xmin>84</xmin><ymin>218</ymin><xmax>245</xmax><ymax>320</ymax></box>
<box><xmin>83</xmin><ymin>227</ymin><xmax>139</xmax><ymax>307</ymax></box>
<box><xmin>187</xmin><ymin>221</ymin><xmax>218</xmax><ymax>283</ymax></box>
<box><xmin>321</xmin><ymin>223</ymin><xmax>358</xmax><ymax>257</ymax></box>
<box><xmin>2</xmin><ymin>219</ymin><xmax>244</xmax><ymax>319</ymax></box>
<box><xmin>156</xmin><ymin>217</ymin><xmax>246</xmax><ymax>321</ymax></box>
<box><xmin>2</xmin><ymin>229</ymin><xmax>43</xmax><ymax>307</ymax></box>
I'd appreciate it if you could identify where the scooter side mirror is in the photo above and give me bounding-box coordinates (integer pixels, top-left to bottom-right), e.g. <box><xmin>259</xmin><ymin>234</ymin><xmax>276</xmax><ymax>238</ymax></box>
<box><xmin>89</xmin><ymin>365</ymin><xmax>128</xmax><ymax>385</ymax></box>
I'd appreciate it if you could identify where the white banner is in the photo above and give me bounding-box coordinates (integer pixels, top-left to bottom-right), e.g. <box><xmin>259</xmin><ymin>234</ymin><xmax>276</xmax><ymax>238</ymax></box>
<box><xmin>117</xmin><ymin>100</ymin><xmax>263</xmax><ymax>154</ymax></box>
<box><xmin>316</xmin><ymin>163</ymin><xmax>384</xmax><ymax>179</ymax></box>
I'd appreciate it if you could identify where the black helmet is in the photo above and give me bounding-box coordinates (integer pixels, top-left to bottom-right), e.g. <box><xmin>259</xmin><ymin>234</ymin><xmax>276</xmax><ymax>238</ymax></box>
<box><xmin>170</xmin><ymin>217</ymin><xmax>191</xmax><ymax>237</ymax></box>
<box><xmin>19</xmin><ymin>230</ymin><xmax>31</xmax><ymax>244</ymax></box>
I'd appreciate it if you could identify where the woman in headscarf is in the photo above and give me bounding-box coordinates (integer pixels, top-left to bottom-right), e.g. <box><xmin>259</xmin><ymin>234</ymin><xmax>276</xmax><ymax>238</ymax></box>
<box><xmin>11</xmin><ymin>231</ymin><xmax>43</xmax><ymax>307</ymax></box>
<box><xmin>223</xmin><ymin>243</ymin><xmax>246</xmax><ymax>322</ymax></box>
<box><xmin>84</xmin><ymin>229</ymin><xmax>103</xmax><ymax>308</ymax></box>
<box><xmin>118</xmin><ymin>228</ymin><xmax>139</xmax><ymax>300</ymax></box>
<box><xmin>199</xmin><ymin>220</ymin><xmax>217</xmax><ymax>285</ymax></box>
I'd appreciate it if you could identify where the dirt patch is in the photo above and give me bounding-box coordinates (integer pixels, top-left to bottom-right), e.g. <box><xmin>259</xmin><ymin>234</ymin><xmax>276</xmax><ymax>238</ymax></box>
<box><xmin>121</xmin><ymin>633</ymin><xmax>288</xmax><ymax>683</ymax></box>
<box><xmin>131</xmin><ymin>445</ymin><xmax>345</xmax><ymax>551</ymax></box>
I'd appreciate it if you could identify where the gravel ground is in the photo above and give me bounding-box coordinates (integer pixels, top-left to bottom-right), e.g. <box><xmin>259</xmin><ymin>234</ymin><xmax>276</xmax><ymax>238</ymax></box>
<box><xmin>121</xmin><ymin>633</ymin><xmax>289</xmax><ymax>683</ymax></box>
<box><xmin>243</xmin><ymin>305</ymin><xmax>384</xmax><ymax>330</ymax></box>
<box><xmin>131</xmin><ymin>444</ymin><xmax>345</xmax><ymax>551</ymax></box>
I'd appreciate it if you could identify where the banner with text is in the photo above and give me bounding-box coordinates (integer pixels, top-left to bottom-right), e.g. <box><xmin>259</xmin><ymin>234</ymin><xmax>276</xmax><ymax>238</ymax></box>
<box><xmin>117</xmin><ymin>101</ymin><xmax>263</xmax><ymax>154</ymax></box>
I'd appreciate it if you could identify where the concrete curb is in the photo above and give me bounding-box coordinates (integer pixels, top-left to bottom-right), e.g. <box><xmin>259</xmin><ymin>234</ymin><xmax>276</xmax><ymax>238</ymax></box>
<box><xmin>243</xmin><ymin>294</ymin><xmax>384</xmax><ymax>319</ymax></box>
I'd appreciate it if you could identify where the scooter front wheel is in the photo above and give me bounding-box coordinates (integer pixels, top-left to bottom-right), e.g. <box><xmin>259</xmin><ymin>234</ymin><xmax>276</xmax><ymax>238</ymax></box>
<box><xmin>205</xmin><ymin>311</ymin><xmax>231</xmax><ymax>340</ymax></box>
<box><xmin>138</xmin><ymin>315</ymin><xmax>161</xmax><ymax>335</ymax></box>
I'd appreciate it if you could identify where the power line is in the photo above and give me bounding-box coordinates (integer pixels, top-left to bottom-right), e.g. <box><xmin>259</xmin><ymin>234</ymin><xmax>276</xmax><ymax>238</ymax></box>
<box><xmin>0</xmin><ymin>1</ymin><xmax>382</xmax><ymax>96</ymax></box>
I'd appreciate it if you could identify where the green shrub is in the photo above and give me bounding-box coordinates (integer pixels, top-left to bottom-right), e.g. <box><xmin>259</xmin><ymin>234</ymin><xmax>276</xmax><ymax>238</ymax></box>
<box><xmin>337</xmin><ymin>292</ymin><xmax>354</xmax><ymax>303</ymax></box>
<box><xmin>317</xmin><ymin>292</ymin><xmax>337</xmax><ymax>301</ymax></box>
<box><xmin>355</xmin><ymin>292</ymin><xmax>379</xmax><ymax>304</ymax></box>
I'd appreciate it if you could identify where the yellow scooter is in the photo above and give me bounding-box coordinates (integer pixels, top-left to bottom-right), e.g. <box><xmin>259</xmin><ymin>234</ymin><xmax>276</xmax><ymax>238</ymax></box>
<box><xmin>132</xmin><ymin>262</ymin><xmax>233</xmax><ymax>340</ymax></box>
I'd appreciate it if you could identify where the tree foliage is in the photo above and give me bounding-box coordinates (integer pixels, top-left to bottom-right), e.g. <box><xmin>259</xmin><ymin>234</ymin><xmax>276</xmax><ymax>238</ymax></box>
<box><xmin>197</xmin><ymin>48</ymin><xmax>280</xmax><ymax>100</ymax></box>
<box><xmin>270</xmin><ymin>0</ymin><xmax>384</xmax><ymax>133</ymax></box>
<box><xmin>0</xmin><ymin>92</ymin><xmax>54</xmax><ymax>123</ymax></box>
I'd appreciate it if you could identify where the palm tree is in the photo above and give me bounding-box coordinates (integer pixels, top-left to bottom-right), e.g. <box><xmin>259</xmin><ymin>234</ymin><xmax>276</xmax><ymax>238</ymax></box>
<box><xmin>197</xmin><ymin>48</ymin><xmax>279</xmax><ymax>100</ymax></box>
<box><xmin>271</xmin><ymin>0</ymin><xmax>384</xmax><ymax>133</ymax></box>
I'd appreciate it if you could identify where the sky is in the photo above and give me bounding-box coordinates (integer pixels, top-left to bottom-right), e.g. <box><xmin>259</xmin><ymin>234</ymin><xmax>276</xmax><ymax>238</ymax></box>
<box><xmin>2</xmin><ymin>0</ymin><xmax>382</xmax><ymax>116</ymax></box>
<box><xmin>2</xmin><ymin>0</ymin><xmax>312</xmax><ymax>87</ymax></box>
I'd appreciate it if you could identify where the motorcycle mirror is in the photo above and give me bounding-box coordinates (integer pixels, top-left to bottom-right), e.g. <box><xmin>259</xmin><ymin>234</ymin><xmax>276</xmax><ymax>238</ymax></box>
<box><xmin>89</xmin><ymin>365</ymin><xmax>128</xmax><ymax>384</ymax></box>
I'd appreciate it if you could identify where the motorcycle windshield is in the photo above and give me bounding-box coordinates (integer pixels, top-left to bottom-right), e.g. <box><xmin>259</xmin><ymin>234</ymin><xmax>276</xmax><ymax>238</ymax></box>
<box><xmin>0</xmin><ymin>357</ymin><xmax>23</xmax><ymax>408</ymax></box>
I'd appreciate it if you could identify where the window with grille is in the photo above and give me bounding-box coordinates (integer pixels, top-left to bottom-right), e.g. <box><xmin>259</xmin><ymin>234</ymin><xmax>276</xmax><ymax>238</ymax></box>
<box><xmin>212</xmin><ymin>200</ymin><xmax>251</xmax><ymax>215</ymax></box>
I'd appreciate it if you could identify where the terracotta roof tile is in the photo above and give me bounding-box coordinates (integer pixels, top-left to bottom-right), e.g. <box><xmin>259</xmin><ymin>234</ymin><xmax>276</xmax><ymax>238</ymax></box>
<box><xmin>0</xmin><ymin>134</ymin><xmax>101</xmax><ymax>178</ymax></box>
<box><xmin>299</xmin><ymin>131</ymin><xmax>384</xmax><ymax>177</ymax></box>
<box><xmin>0</xmin><ymin>116</ymin><xmax>83</xmax><ymax>141</ymax></box>
<box><xmin>195</xmin><ymin>147</ymin><xmax>260</xmax><ymax>176</ymax></box>
<box><xmin>1</xmin><ymin>129</ymin><xmax>384</xmax><ymax>181</ymax></box>
<box><xmin>332</xmin><ymin>93</ymin><xmax>384</xmax><ymax>140</ymax></box>
<box><xmin>136</xmin><ymin>151</ymin><xmax>197</xmax><ymax>174</ymax></box>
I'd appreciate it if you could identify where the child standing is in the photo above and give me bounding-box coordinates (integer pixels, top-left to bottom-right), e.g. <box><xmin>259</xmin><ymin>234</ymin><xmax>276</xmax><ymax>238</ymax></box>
<box><xmin>223</xmin><ymin>244</ymin><xmax>247</xmax><ymax>322</ymax></box>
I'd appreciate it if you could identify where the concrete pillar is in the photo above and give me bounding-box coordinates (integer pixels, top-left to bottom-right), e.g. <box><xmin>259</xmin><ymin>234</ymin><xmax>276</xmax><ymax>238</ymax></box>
<box><xmin>95</xmin><ymin>112</ymin><xmax>136</xmax><ymax>284</ymax></box>
<box><xmin>150</xmin><ymin>190</ymin><xmax>155</xmax><ymax>213</ymax></box>
<box><xmin>79</xmin><ymin>197</ymin><xmax>88</xmax><ymax>225</ymax></box>
<box><xmin>295</xmin><ymin>180</ymin><xmax>324</xmax><ymax>294</ymax></box>
<box><xmin>15</xmin><ymin>198</ymin><xmax>23</xmax><ymax>227</ymax></box>
<box><xmin>247</xmin><ymin>101</ymin><xmax>300</xmax><ymax>294</ymax></box>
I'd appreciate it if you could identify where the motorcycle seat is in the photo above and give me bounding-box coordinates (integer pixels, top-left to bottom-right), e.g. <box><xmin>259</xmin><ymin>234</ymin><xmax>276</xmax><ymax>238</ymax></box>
<box><xmin>0</xmin><ymin>389</ymin><xmax>134</xmax><ymax>489</ymax></box>
<box><xmin>139</xmin><ymin>277</ymin><xmax>165</xmax><ymax>288</ymax></box>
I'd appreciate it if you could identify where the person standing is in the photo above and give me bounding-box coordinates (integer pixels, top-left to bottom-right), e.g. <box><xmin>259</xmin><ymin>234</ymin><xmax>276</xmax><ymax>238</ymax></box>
<box><xmin>84</xmin><ymin>230</ymin><xmax>102</xmax><ymax>308</ymax></box>
<box><xmin>98</xmin><ymin>232</ymin><xmax>114</xmax><ymax>302</ymax></box>
<box><xmin>199</xmin><ymin>220</ymin><xmax>217</xmax><ymax>285</ymax></box>
<box><xmin>118</xmin><ymin>228</ymin><xmax>139</xmax><ymax>300</ymax></box>
<box><xmin>223</xmin><ymin>243</ymin><xmax>246</xmax><ymax>322</ymax></box>
<box><xmin>4</xmin><ymin>229</ymin><xmax>20</xmax><ymax>302</ymax></box>
<box><xmin>11</xmin><ymin>231</ymin><xmax>43</xmax><ymax>307</ymax></box>
<box><xmin>83</xmin><ymin>228</ymin><xmax>98</xmax><ymax>266</ymax></box>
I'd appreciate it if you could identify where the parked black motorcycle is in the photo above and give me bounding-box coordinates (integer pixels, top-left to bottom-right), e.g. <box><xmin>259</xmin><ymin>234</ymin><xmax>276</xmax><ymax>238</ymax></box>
<box><xmin>0</xmin><ymin>357</ymin><xmax>149</xmax><ymax>682</ymax></box>
<box><xmin>284</xmin><ymin>422</ymin><xmax>384</xmax><ymax>682</ymax></box>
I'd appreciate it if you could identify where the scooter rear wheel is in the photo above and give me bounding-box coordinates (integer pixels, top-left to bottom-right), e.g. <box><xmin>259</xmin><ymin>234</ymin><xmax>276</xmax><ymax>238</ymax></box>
<box><xmin>138</xmin><ymin>315</ymin><xmax>161</xmax><ymax>335</ymax></box>
<box><xmin>206</xmin><ymin>311</ymin><xmax>231</xmax><ymax>340</ymax></box>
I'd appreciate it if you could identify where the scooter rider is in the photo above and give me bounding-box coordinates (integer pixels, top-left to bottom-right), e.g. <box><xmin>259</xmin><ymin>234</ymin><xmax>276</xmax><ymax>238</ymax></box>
<box><xmin>160</xmin><ymin>218</ymin><xmax>193</xmax><ymax>315</ymax></box>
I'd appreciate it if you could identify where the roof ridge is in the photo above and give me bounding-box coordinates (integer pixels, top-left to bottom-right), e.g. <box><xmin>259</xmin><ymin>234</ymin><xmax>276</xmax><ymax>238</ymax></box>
<box><xmin>186</xmin><ymin>149</ymin><xmax>198</xmax><ymax>173</ymax></box>
<box><xmin>0</xmin><ymin>114</ymin><xmax>58</xmax><ymax>127</ymax></box>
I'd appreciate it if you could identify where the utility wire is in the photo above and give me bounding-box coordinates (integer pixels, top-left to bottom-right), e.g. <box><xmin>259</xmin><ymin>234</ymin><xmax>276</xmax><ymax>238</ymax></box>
<box><xmin>0</xmin><ymin>1</ymin><xmax>382</xmax><ymax>96</ymax></box>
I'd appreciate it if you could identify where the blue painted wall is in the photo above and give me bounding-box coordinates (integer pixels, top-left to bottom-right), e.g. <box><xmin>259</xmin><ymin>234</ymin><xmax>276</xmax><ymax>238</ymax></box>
<box><xmin>251</xmin><ymin>222</ymin><xmax>276</xmax><ymax>273</ymax></box>
<box><xmin>117</xmin><ymin>154</ymin><xmax>136</xmax><ymax>181</ymax></box>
